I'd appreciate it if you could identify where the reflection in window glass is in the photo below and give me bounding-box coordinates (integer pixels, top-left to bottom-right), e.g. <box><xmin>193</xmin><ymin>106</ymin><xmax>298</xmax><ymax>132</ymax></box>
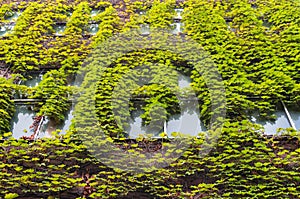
<box><xmin>171</xmin><ymin>22</ymin><xmax>183</xmax><ymax>34</ymax></box>
<box><xmin>5</xmin><ymin>11</ymin><xmax>22</xmax><ymax>22</ymax></box>
<box><xmin>140</xmin><ymin>24</ymin><xmax>150</xmax><ymax>35</ymax></box>
<box><xmin>174</xmin><ymin>8</ymin><xmax>183</xmax><ymax>20</ymax></box>
<box><xmin>37</xmin><ymin>109</ymin><xmax>73</xmax><ymax>138</ymax></box>
<box><xmin>36</xmin><ymin>117</ymin><xmax>52</xmax><ymax>138</ymax></box>
<box><xmin>167</xmin><ymin>102</ymin><xmax>206</xmax><ymax>137</ymax></box>
<box><xmin>56</xmin><ymin>109</ymin><xmax>73</xmax><ymax>134</ymax></box>
<box><xmin>250</xmin><ymin>103</ymin><xmax>291</xmax><ymax>134</ymax></box>
<box><xmin>67</xmin><ymin>11</ymin><xmax>73</xmax><ymax>17</ymax></box>
<box><xmin>139</xmin><ymin>11</ymin><xmax>146</xmax><ymax>16</ymax></box>
<box><xmin>125</xmin><ymin>101</ymin><xmax>205</xmax><ymax>138</ymax></box>
<box><xmin>91</xmin><ymin>9</ymin><xmax>99</xmax><ymax>17</ymax></box>
<box><xmin>11</xmin><ymin>104</ymin><xmax>73</xmax><ymax>139</ymax></box>
<box><xmin>178</xmin><ymin>74</ymin><xmax>191</xmax><ymax>88</ymax></box>
<box><xmin>126</xmin><ymin>74</ymin><xmax>204</xmax><ymax>138</ymax></box>
<box><xmin>0</xmin><ymin>26</ymin><xmax>7</xmax><ymax>36</ymax></box>
<box><xmin>125</xmin><ymin>107</ymin><xmax>164</xmax><ymax>138</ymax></box>
<box><xmin>11</xmin><ymin>105</ymin><xmax>35</xmax><ymax>139</ymax></box>
<box><xmin>0</xmin><ymin>24</ymin><xmax>15</xmax><ymax>36</ymax></box>
<box><xmin>24</xmin><ymin>73</ymin><xmax>43</xmax><ymax>87</ymax></box>
<box><xmin>87</xmin><ymin>24</ymin><xmax>99</xmax><ymax>35</ymax></box>
<box><xmin>287</xmin><ymin>105</ymin><xmax>300</xmax><ymax>130</ymax></box>
<box><xmin>54</xmin><ymin>25</ymin><xmax>66</xmax><ymax>35</ymax></box>
<box><xmin>91</xmin><ymin>8</ymin><xmax>105</xmax><ymax>17</ymax></box>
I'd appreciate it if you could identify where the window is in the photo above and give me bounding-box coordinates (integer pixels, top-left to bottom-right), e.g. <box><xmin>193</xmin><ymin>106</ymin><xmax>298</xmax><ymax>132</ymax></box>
<box><xmin>250</xmin><ymin>102</ymin><xmax>299</xmax><ymax>134</ymax></box>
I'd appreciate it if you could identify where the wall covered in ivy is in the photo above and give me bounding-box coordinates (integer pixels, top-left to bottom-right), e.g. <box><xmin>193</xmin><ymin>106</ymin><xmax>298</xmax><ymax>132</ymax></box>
<box><xmin>0</xmin><ymin>0</ymin><xmax>299</xmax><ymax>198</ymax></box>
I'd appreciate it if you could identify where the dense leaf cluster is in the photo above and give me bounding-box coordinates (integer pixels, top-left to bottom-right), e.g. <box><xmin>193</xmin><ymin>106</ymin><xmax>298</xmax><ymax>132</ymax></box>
<box><xmin>1</xmin><ymin>122</ymin><xmax>300</xmax><ymax>198</ymax></box>
<box><xmin>0</xmin><ymin>0</ymin><xmax>299</xmax><ymax>198</ymax></box>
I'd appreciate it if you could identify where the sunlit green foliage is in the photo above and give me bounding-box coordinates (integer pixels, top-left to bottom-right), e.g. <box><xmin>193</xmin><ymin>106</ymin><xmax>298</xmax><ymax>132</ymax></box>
<box><xmin>0</xmin><ymin>78</ymin><xmax>15</xmax><ymax>135</ymax></box>
<box><xmin>0</xmin><ymin>0</ymin><xmax>299</xmax><ymax>198</ymax></box>
<box><xmin>91</xmin><ymin>3</ymin><xmax>121</xmax><ymax>46</ymax></box>
<box><xmin>30</xmin><ymin>70</ymin><xmax>71</xmax><ymax>122</ymax></box>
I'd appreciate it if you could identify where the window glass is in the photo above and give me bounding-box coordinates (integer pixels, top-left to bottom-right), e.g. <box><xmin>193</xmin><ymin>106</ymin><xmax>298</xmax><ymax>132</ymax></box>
<box><xmin>250</xmin><ymin>103</ymin><xmax>291</xmax><ymax>134</ymax></box>
<box><xmin>91</xmin><ymin>9</ymin><xmax>99</xmax><ymax>17</ymax></box>
<box><xmin>174</xmin><ymin>8</ymin><xmax>183</xmax><ymax>20</ymax></box>
<box><xmin>23</xmin><ymin>73</ymin><xmax>43</xmax><ymax>87</ymax></box>
<box><xmin>167</xmin><ymin>103</ymin><xmax>206</xmax><ymax>137</ymax></box>
<box><xmin>37</xmin><ymin>108</ymin><xmax>73</xmax><ymax>138</ymax></box>
<box><xmin>287</xmin><ymin>104</ymin><xmax>300</xmax><ymax>130</ymax></box>
<box><xmin>54</xmin><ymin>24</ymin><xmax>66</xmax><ymax>35</ymax></box>
<box><xmin>11</xmin><ymin>105</ymin><xmax>35</xmax><ymax>138</ymax></box>
<box><xmin>5</xmin><ymin>11</ymin><xmax>21</xmax><ymax>22</ymax></box>
<box><xmin>87</xmin><ymin>24</ymin><xmax>99</xmax><ymax>35</ymax></box>
<box><xmin>171</xmin><ymin>22</ymin><xmax>183</xmax><ymax>34</ymax></box>
<box><xmin>140</xmin><ymin>24</ymin><xmax>150</xmax><ymax>35</ymax></box>
<box><xmin>125</xmin><ymin>105</ymin><xmax>164</xmax><ymax>138</ymax></box>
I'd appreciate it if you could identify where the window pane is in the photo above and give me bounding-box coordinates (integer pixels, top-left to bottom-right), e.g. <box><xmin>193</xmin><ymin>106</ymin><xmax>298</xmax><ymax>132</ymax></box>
<box><xmin>37</xmin><ymin>108</ymin><xmax>73</xmax><ymax>138</ymax></box>
<box><xmin>171</xmin><ymin>22</ymin><xmax>183</xmax><ymax>34</ymax></box>
<box><xmin>87</xmin><ymin>24</ymin><xmax>99</xmax><ymax>35</ymax></box>
<box><xmin>250</xmin><ymin>103</ymin><xmax>291</xmax><ymax>134</ymax></box>
<box><xmin>11</xmin><ymin>105</ymin><xmax>35</xmax><ymax>138</ymax></box>
<box><xmin>54</xmin><ymin>25</ymin><xmax>66</xmax><ymax>35</ymax></box>
<box><xmin>174</xmin><ymin>8</ymin><xmax>183</xmax><ymax>20</ymax></box>
<box><xmin>125</xmin><ymin>106</ymin><xmax>164</xmax><ymax>138</ymax></box>
<box><xmin>167</xmin><ymin>101</ymin><xmax>206</xmax><ymax>137</ymax></box>
<box><xmin>23</xmin><ymin>73</ymin><xmax>43</xmax><ymax>87</ymax></box>
<box><xmin>287</xmin><ymin>104</ymin><xmax>300</xmax><ymax>130</ymax></box>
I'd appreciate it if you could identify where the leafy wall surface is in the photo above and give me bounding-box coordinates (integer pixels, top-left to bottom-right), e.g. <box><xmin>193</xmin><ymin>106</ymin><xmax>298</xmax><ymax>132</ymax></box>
<box><xmin>0</xmin><ymin>0</ymin><xmax>300</xmax><ymax>198</ymax></box>
<box><xmin>1</xmin><ymin>122</ymin><xmax>300</xmax><ymax>198</ymax></box>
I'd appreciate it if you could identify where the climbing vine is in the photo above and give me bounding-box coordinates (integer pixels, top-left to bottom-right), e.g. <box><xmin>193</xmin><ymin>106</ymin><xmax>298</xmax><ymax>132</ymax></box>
<box><xmin>0</xmin><ymin>0</ymin><xmax>299</xmax><ymax>198</ymax></box>
<box><xmin>0</xmin><ymin>77</ymin><xmax>15</xmax><ymax>136</ymax></box>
